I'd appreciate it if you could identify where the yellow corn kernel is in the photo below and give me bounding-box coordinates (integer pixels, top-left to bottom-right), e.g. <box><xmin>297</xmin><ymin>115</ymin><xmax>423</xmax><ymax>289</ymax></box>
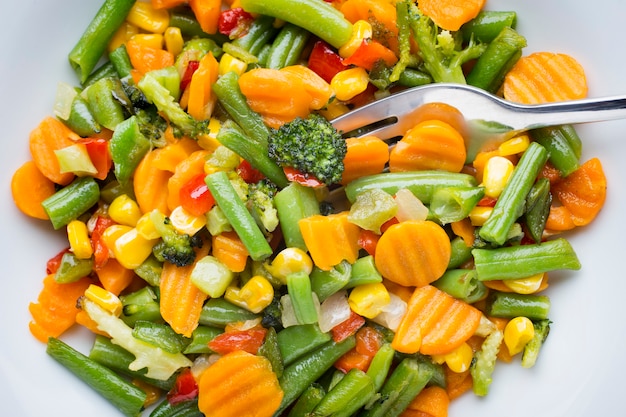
<box><xmin>498</xmin><ymin>134</ymin><xmax>530</xmax><ymax>156</ymax></box>
<box><xmin>348</xmin><ymin>282</ymin><xmax>391</xmax><ymax>319</ymax></box>
<box><xmin>331</xmin><ymin>67</ymin><xmax>370</xmax><ymax>102</ymax></box>
<box><xmin>109</xmin><ymin>194</ymin><xmax>142</xmax><ymax>227</ymax></box>
<box><xmin>482</xmin><ymin>156</ymin><xmax>515</xmax><ymax>198</ymax></box>
<box><xmin>101</xmin><ymin>224</ymin><xmax>134</xmax><ymax>256</ymax></box>
<box><xmin>264</xmin><ymin>247</ymin><xmax>313</xmax><ymax>283</ymax></box>
<box><xmin>113</xmin><ymin>228</ymin><xmax>157</xmax><ymax>270</ymax></box>
<box><xmin>469</xmin><ymin>206</ymin><xmax>493</xmax><ymax>227</ymax></box>
<box><xmin>67</xmin><ymin>220</ymin><xmax>93</xmax><ymax>259</ymax></box>
<box><xmin>108</xmin><ymin>21</ymin><xmax>139</xmax><ymax>52</ymax></box>
<box><xmin>136</xmin><ymin>212</ymin><xmax>161</xmax><ymax>240</ymax></box>
<box><xmin>504</xmin><ymin>272</ymin><xmax>545</xmax><ymax>294</ymax></box>
<box><xmin>318</xmin><ymin>99</ymin><xmax>350</xmax><ymax>120</ymax></box>
<box><xmin>339</xmin><ymin>20</ymin><xmax>373</xmax><ymax>58</ymax></box>
<box><xmin>169</xmin><ymin>205</ymin><xmax>207</xmax><ymax>236</ymax></box>
<box><xmin>225</xmin><ymin>276</ymin><xmax>275</xmax><ymax>314</ymax></box>
<box><xmin>164</xmin><ymin>26</ymin><xmax>184</xmax><ymax>57</ymax></box>
<box><xmin>126</xmin><ymin>1</ymin><xmax>170</xmax><ymax>34</ymax></box>
<box><xmin>432</xmin><ymin>342</ymin><xmax>474</xmax><ymax>373</ymax></box>
<box><xmin>197</xmin><ymin>118</ymin><xmax>222</xmax><ymax>152</ymax></box>
<box><xmin>84</xmin><ymin>284</ymin><xmax>123</xmax><ymax>316</ymax></box>
<box><xmin>218</xmin><ymin>53</ymin><xmax>248</xmax><ymax>76</ymax></box>
<box><xmin>504</xmin><ymin>316</ymin><xmax>535</xmax><ymax>356</ymax></box>
<box><xmin>129</xmin><ymin>33</ymin><xmax>164</xmax><ymax>50</ymax></box>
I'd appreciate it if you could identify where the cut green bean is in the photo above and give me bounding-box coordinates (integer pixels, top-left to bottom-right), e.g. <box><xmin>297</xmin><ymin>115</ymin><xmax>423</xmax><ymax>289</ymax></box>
<box><xmin>259</xmin><ymin>326</ymin><xmax>284</xmax><ymax>378</ymax></box>
<box><xmin>64</xmin><ymin>94</ymin><xmax>101</xmax><ymax>137</ymax></box>
<box><xmin>149</xmin><ymin>398</ymin><xmax>202</xmax><ymax>417</ymax></box>
<box><xmin>433</xmin><ymin>269</ymin><xmax>487</xmax><ymax>304</ymax></box>
<box><xmin>133</xmin><ymin>255</ymin><xmax>163</xmax><ymax>287</ymax></box>
<box><xmin>287</xmin><ymin>383</ymin><xmax>326</xmax><ymax>417</ymax></box>
<box><xmin>83</xmin><ymin>62</ymin><xmax>120</xmax><ymax>88</ymax></box>
<box><xmin>366</xmin><ymin>343</ymin><xmax>395</xmax><ymax>392</ymax></box>
<box><xmin>524</xmin><ymin>177</ymin><xmax>552</xmax><ymax>243</ymax></box>
<box><xmin>310</xmin><ymin>261</ymin><xmax>352</xmax><ymax>301</ymax></box>
<box><xmin>69</xmin><ymin>0</ymin><xmax>136</xmax><ymax>83</ymax></box>
<box><xmin>470</xmin><ymin>328</ymin><xmax>503</xmax><ymax>396</ymax></box>
<box><xmin>479</xmin><ymin>142</ymin><xmax>548</xmax><ymax>245</ymax></box>
<box><xmin>473</xmin><ymin>238</ymin><xmax>581</xmax><ymax>281</ymax></box>
<box><xmin>184</xmin><ymin>326</ymin><xmax>223</xmax><ymax>354</ymax></box>
<box><xmin>109</xmin><ymin>44</ymin><xmax>133</xmax><ymax>79</ymax></box>
<box><xmin>447</xmin><ymin>236</ymin><xmax>473</xmax><ymax>270</ymax></box>
<box><xmin>199</xmin><ymin>298</ymin><xmax>259</xmax><ymax>328</ymax></box>
<box><xmin>109</xmin><ymin>115</ymin><xmax>151</xmax><ymax>184</ymax></box>
<box><xmin>205</xmin><ymin>171</ymin><xmax>273</xmax><ymax>261</ymax></box>
<box><xmin>430</xmin><ymin>186</ymin><xmax>485</xmax><ymax>224</ymax></box>
<box><xmin>461</xmin><ymin>11</ymin><xmax>517</xmax><ymax>43</ymax></box>
<box><xmin>42</xmin><ymin>176</ymin><xmax>100</xmax><ymax>229</ymax></box>
<box><xmin>266</xmin><ymin>23</ymin><xmax>310</xmax><ymax>69</ymax></box>
<box><xmin>131</xmin><ymin>321</ymin><xmax>190</xmax><ymax>354</ymax></box>
<box><xmin>287</xmin><ymin>271</ymin><xmax>319</xmax><ymax>325</ymax></box>
<box><xmin>531</xmin><ymin>125</ymin><xmax>581</xmax><ymax>177</ymax></box>
<box><xmin>345</xmin><ymin>255</ymin><xmax>382</xmax><ymax>289</ymax></box>
<box><xmin>277</xmin><ymin>324</ymin><xmax>331</xmax><ymax>366</ymax></box>
<box><xmin>311</xmin><ymin>368</ymin><xmax>375</xmax><ymax>417</ymax></box>
<box><xmin>54</xmin><ymin>252</ymin><xmax>94</xmax><ymax>283</ymax></box>
<box><xmin>345</xmin><ymin>171</ymin><xmax>477</xmax><ymax>204</ymax></box>
<box><xmin>232</xmin><ymin>15</ymin><xmax>279</xmax><ymax>56</ymax></box>
<box><xmin>48</xmin><ymin>337</ymin><xmax>147</xmax><ymax>417</ymax></box>
<box><xmin>521</xmin><ymin>319</ymin><xmax>551</xmax><ymax>368</ymax></box>
<box><xmin>120</xmin><ymin>286</ymin><xmax>162</xmax><ymax>327</ymax></box>
<box><xmin>486</xmin><ymin>291</ymin><xmax>551</xmax><ymax>320</ymax></box>
<box><xmin>274</xmin><ymin>182</ymin><xmax>320</xmax><ymax>250</ymax></box>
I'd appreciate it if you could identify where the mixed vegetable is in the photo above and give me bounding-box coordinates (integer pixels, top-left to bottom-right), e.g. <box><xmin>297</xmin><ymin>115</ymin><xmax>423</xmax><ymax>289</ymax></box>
<box><xmin>10</xmin><ymin>0</ymin><xmax>608</xmax><ymax>416</ymax></box>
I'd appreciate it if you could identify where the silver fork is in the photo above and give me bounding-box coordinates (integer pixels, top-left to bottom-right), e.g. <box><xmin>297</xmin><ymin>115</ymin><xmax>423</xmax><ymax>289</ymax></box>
<box><xmin>330</xmin><ymin>83</ymin><xmax>626</xmax><ymax>161</ymax></box>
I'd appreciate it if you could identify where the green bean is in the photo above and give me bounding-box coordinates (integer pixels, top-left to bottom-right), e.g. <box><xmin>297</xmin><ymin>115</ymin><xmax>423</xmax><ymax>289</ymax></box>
<box><xmin>64</xmin><ymin>94</ymin><xmax>101</xmax><ymax>137</ymax></box>
<box><xmin>430</xmin><ymin>186</ymin><xmax>485</xmax><ymax>224</ymax></box>
<box><xmin>183</xmin><ymin>326</ymin><xmax>223</xmax><ymax>354</ymax></box>
<box><xmin>397</xmin><ymin>68</ymin><xmax>433</xmax><ymax>87</ymax></box>
<box><xmin>109</xmin><ymin>115</ymin><xmax>151</xmax><ymax>184</ymax></box>
<box><xmin>345</xmin><ymin>255</ymin><xmax>382</xmax><ymax>289</ymax></box>
<box><xmin>287</xmin><ymin>271</ymin><xmax>319</xmax><ymax>325</ymax></box>
<box><xmin>473</xmin><ymin>238</ymin><xmax>581</xmax><ymax>281</ymax></box>
<box><xmin>521</xmin><ymin>319</ymin><xmax>551</xmax><ymax>368</ymax></box>
<box><xmin>232</xmin><ymin>15</ymin><xmax>279</xmax><ymax>56</ymax></box>
<box><xmin>366</xmin><ymin>343</ymin><xmax>395</xmax><ymax>392</ymax></box>
<box><xmin>479</xmin><ymin>142</ymin><xmax>548</xmax><ymax>245</ymax></box>
<box><xmin>345</xmin><ymin>171</ymin><xmax>477</xmax><ymax>204</ymax></box>
<box><xmin>276</xmin><ymin>336</ymin><xmax>356</xmax><ymax>415</ymax></box>
<box><xmin>86</xmin><ymin>76</ymin><xmax>128</xmax><ymax>131</ymax></box>
<box><xmin>266</xmin><ymin>23</ymin><xmax>310</xmax><ymax>69</ymax></box>
<box><xmin>287</xmin><ymin>383</ymin><xmax>326</xmax><ymax>417</ymax></box>
<box><xmin>54</xmin><ymin>252</ymin><xmax>94</xmax><ymax>283</ymax></box>
<box><xmin>461</xmin><ymin>11</ymin><xmax>518</xmax><ymax>43</ymax></box>
<box><xmin>109</xmin><ymin>44</ymin><xmax>133</xmax><ymax>79</ymax></box>
<box><xmin>131</xmin><ymin>321</ymin><xmax>190</xmax><ymax>354</ymax></box>
<box><xmin>447</xmin><ymin>236</ymin><xmax>473</xmax><ymax>270</ymax></box>
<box><xmin>48</xmin><ymin>337</ymin><xmax>147</xmax><ymax>417</ymax></box>
<box><xmin>274</xmin><ymin>182</ymin><xmax>320</xmax><ymax>250</ymax></box>
<box><xmin>89</xmin><ymin>335</ymin><xmax>176</xmax><ymax>391</ymax></box>
<box><xmin>433</xmin><ymin>269</ymin><xmax>487</xmax><ymax>304</ymax></box>
<box><xmin>120</xmin><ymin>286</ymin><xmax>162</xmax><ymax>327</ymax></box>
<box><xmin>199</xmin><ymin>298</ymin><xmax>259</xmax><ymax>327</ymax></box>
<box><xmin>42</xmin><ymin>176</ymin><xmax>100</xmax><ymax>229</ymax></box>
<box><xmin>240</xmin><ymin>0</ymin><xmax>353</xmax><ymax>49</ymax></box>
<box><xmin>524</xmin><ymin>177</ymin><xmax>552</xmax><ymax>243</ymax></box>
<box><xmin>69</xmin><ymin>0</ymin><xmax>136</xmax><ymax>83</ymax></box>
<box><xmin>311</xmin><ymin>368</ymin><xmax>375</xmax><ymax>417</ymax></box>
<box><xmin>83</xmin><ymin>62</ymin><xmax>120</xmax><ymax>88</ymax></box>
<box><xmin>277</xmin><ymin>324</ymin><xmax>331</xmax><ymax>366</ymax></box>
<box><xmin>531</xmin><ymin>125</ymin><xmax>581</xmax><ymax>177</ymax></box>
<box><xmin>310</xmin><ymin>261</ymin><xmax>352</xmax><ymax>301</ymax></box>
<box><xmin>149</xmin><ymin>398</ymin><xmax>203</xmax><ymax>417</ymax></box>
<box><xmin>485</xmin><ymin>291</ymin><xmax>551</xmax><ymax>320</ymax></box>
<box><xmin>467</xmin><ymin>27</ymin><xmax>527</xmax><ymax>93</ymax></box>
<box><xmin>133</xmin><ymin>255</ymin><xmax>163</xmax><ymax>287</ymax></box>
<box><xmin>259</xmin><ymin>326</ymin><xmax>284</xmax><ymax>377</ymax></box>
<box><xmin>169</xmin><ymin>8</ymin><xmax>224</xmax><ymax>41</ymax></box>
<box><xmin>205</xmin><ymin>171</ymin><xmax>274</xmax><ymax>260</ymax></box>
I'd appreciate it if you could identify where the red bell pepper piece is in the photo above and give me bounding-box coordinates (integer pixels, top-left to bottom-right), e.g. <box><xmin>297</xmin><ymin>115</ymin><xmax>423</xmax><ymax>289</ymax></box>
<box><xmin>237</xmin><ymin>159</ymin><xmax>266</xmax><ymax>184</ymax></box>
<box><xmin>46</xmin><ymin>247</ymin><xmax>72</xmax><ymax>274</ymax></box>
<box><xmin>167</xmin><ymin>368</ymin><xmax>199</xmax><ymax>405</ymax></box>
<box><xmin>334</xmin><ymin>347</ymin><xmax>371</xmax><ymax>373</ymax></box>
<box><xmin>307</xmin><ymin>40</ymin><xmax>345</xmax><ymax>83</ymax></box>
<box><xmin>77</xmin><ymin>138</ymin><xmax>112</xmax><ymax>180</ymax></box>
<box><xmin>477</xmin><ymin>196</ymin><xmax>498</xmax><ymax>207</ymax></box>
<box><xmin>358</xmin><ymin>229</ymin><xmax>380</xmax><ymax>257</ymax></box>
<box><xmin>180</xmin><ymin>60</ymin><xmax>199</xmax><ymax>92</ymax></box>
<box><xmin>331</xmin><ymin>310</ymin><xmax>366</xmax><ymax>343</ymax></box>
<box><xmin>208</xmin><ymin>328</ymin><xmax>268</xmax><ymax>355</ymax></box>
<box><xmin>179</xmin><ymin>173</ymin><xmax>216</xmax><ymax>217</ymax></box>
<box><xmin>218</xmin><ymin>7</ymin><xmax>254</xmax><ymax>38</ymax></box>
<box><xmin>91</xmin><ymin>216</ymin><xmax>117</xmax><ymax>269</ymax></box>
<box><xmin>342</xmin><ymin>39</ymin><xmax>398</xmax><ymax>71</ymax></box>
<box><xmin>283</xmin><ymin>166</ymin><xmax>325</xmax><ymax>188</ymax></box>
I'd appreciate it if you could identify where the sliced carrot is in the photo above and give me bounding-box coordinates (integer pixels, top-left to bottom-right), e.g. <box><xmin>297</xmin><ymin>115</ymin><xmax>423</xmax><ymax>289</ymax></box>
<box><xmin>212</xmin><ymin>231</ymin><xmax>250</xmax><ymax>273</ymax></box>
<box><xmin>418</xmin><ymin>0</ymin><xmax>485</xmax><ymax>31</ymax></box>
<box><xmin>444</xmin><ymin>366</ymin><xmax>473</xmax><ymax>400</ymax></box>
<box><xmin>410</xmin><ymin>103</ymin><xmax>468</xmax><ymax>139</ymax></box>
<box><xmin>450</xmin><ymin>218</ymin><xmax>475</xmax><ymax>247</ymax></box>
<box><xmin>75</xmin><ymin>309</ymin><xmax>109</xmax><ymax>337</ymax></box>
<box><xmin>375</xmin><ymin>220</ymin><xmax>451</xmax><ymax>288</ymax></box>
<box><xmin>189</xmin><ymin>0</ymin><xmax>222</xmax><ymax>35</ymax></box>
<box><xmin>551</xmin><ymin>157</ymin><xmax>607</xmax><ymax>226</ymax></box>
<box><xmin>545</xmin><ymin>204</ymin><xmax>577</xmax><ymax>232</ymax></box>
<box><xmin>403</xmin><ymin>385</ymin><xmax>450</xmax><ymax>417</ymax></box>
<box><xmin>126</xmin><ymin>38</ymin><xmax>175</xmax><ymax>75</ymax></box>
<box><xmin>29</xmin><ymin>116</ymin><xmax>80</xmax><ymax>185</ymax></box>
<box><xmin>151</xmin><ymin>137</ymin><xmax>203</xmax><ymax>173</ymax></box>
<box><xmin>341</xmin><ymin>135</ymin><xmax>390</xmax><ymax>185</ymax></box>
<box><xmin>134</xmin><ymin>149</ymin><xmax>173</xmax><ymax>215</ymax></box>
<box><xmin>340</xmin><ymin>0</ymin><xmax>399</xmax><ymax>53</ymax></box>
<box><xmin>11</xmin><ymin>160</ymin><xmax>56</xmax><ymax>220</ymax></box>
<box><xmin>160</xmin><ymin>244</ymin><xmax>210</xmax><ymax>337</ymax></box>
<box><xmin>389</xmin><ymin>120</ymin><xmax>466</xmax><ymax>173</ymax></box>
<box><xmin>28</xmin><ymin>274</ymin><xmax>92</xmax><ymax>343</ymax></box>
<box><xmin>197</xmin><ymin>350</ymin><xmax>283</xmax><ymax>417</ymax></box>
<box><xmin>95</xmin><ymin>258</ymin><xmax>136</xmax><ymax>296</ymax></box>
<box><xmin>298</xmin><ymin>212</ymin><xmax>362</xmax><ymax>271</ymax></box>
<box><xmin>167</xmin><ymin>149</ymin><xmax>210</xmax><ymax>211</ymax></box>
<box><xmin>392</xmin><ymin>285</ymin><xmax>482</xmax><ymax>356</ymax></box>
<box><xmin>342</xmin><ymin>39</ymin><xmax>398</xmax><ymax>71</ymax></box>
<box><xmin>280</xmin><ymin>65</ymin><xmax>334</xmax><ymax>110</ymax></box>
<box><xmin>187</xmin><ymin>52</ymin><xmax>219</xmax><ymax>121</ymax></box>
<box><xmin>503</xmin><ymin>52</ymin><xmax>588</xmax><ymax>105</ymax></box>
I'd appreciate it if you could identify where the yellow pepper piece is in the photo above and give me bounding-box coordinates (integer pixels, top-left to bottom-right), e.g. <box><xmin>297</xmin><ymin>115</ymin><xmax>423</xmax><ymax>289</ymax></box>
<box><xmin>348</xmin><ymin>282</ymin><xmax>391</xmax><ymax>319</ymax></box>
<box><xmin>164</xmin><ymin>26</ymin><xmax>184</xmax><ymax>57</ymax></box>
<box><xmin>67</xmin><ymin>220</ymin><xmax>93</xmax><ymax>259</ymax></box>
<box><xmin>126</xmin><ymin>1</ymin><xmax>170</xmax><ymax>34</ymax></box>
<box><xmin>218</xmin><ymin>53</ymin><xmax>248</xmax><ymax>76</ymax></box>
<box><xmin>504</xmin><ymin>316</ymin><xmax>535</xmax><ymax>356</ymax></box>
<box><xmin>84</xmin><ymin>284</ymin><xmax>123</xmax><ymax>316</ymax></box>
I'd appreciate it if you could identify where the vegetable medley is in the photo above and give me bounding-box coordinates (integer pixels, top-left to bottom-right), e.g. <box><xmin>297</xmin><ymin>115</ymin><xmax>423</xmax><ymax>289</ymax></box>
<box><xmin>10</xmin><ymin>0</ymin><xmax>608</xmax><ymax>416</ymax></box>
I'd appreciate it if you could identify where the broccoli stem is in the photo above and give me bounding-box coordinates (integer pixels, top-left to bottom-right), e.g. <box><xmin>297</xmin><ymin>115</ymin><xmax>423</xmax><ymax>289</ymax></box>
<box><xmin>521</xmin><ymin>319</ymin><xmax>551</xmax><ymax>368</ymax></box>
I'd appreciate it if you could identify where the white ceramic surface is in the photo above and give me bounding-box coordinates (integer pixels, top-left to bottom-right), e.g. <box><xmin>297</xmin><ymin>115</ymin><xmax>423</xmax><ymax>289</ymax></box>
<box><xmin>0</xmin><ymin>1</ymin><xmax>624</xmax><ymax>416</ymax></box>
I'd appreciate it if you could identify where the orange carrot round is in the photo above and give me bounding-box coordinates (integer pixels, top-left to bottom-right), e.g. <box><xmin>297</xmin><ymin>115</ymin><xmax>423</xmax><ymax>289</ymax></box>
<box><xmin>29</xmin><ymin>116</ymin><xmax>79</xmax><ymax>185</ymax></box>
<box><xmin>403</xmin><ymin>385</ymin><xmax>450</xmax><ymax>417</ymax></box>
<box><xmin>198</xmin><ymin>350</ymin><xmax>283</xmax><ymax>417</ymax></box>
<box><xmin>389</xmin><ymin>119</ymin><xmax>466</xmax><ymax>173</ymax></box>
<box><xmin>126</xmin><ymin>38</ymin><xmax>175</xmax><ymax>75</ymax></box>
<box><xmin>133</xmin><ymin>149</ymin><xmax>173</xmax><ymax>215</ymax></box>
<box><xmin>341</xmin><ymin>135</ymin><xmax>390</xmax><ymax>185</ymax></box>
<box><xmin>503</xmin><ymin>52</ymin><xmax>588</xmax><ymax>104</ymax></box>
<box><xmin>11</xmin><ymin>160</ymin><xmax>56</xmax><ymax>220</ymax></box>
<box><xmin>375</xmin><ymin>220</ymin><xmax>451</xmax><ymax>288</ymax></box>
<box><xmin>418</xmin><ymin>0</ymin><xmax>485</xmax><ymax>31</ymax></box>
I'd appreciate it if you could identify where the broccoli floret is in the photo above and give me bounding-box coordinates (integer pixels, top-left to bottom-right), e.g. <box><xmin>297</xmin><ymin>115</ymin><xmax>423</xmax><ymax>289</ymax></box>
<box><xmin>247</xmin><ymin>179</ymin><xmax>279</xmax><ymax>233</ymax></box>
<box><xmin>150</xmin><ymin>211</ymin><xmax>203</xmax><ymax>267</ymax></box>
<box><xmin>407</xmin><ymin>1</ymin><xmax>487</xmax><ymax>83</ymax></box>
<box><xmin>268</xmin><ymin>113</ymin><xmax>347</xmax><ymax>186</ymax></box>
<box><xmin>120</xmin><ymin>77</ymin><xmax>168</xmax><ymax>146</ymax></box>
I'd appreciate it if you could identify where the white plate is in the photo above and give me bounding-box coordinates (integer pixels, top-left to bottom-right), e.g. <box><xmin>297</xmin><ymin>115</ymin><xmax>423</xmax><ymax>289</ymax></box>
<box><xmin>0</xmin><ymin>1</ymin><xmax>624</xmax><ymax>416</ymax></box>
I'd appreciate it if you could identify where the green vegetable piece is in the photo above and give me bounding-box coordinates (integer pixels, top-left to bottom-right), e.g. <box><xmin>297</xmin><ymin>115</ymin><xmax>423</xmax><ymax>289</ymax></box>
<box><xmin>524</xmin><ymin>177</ymin><xmax>552</xmax><ymax>243</ymax></box>
<box><xmin>366</xmin><ymin>343</ymin><xmax>395</xmax><ymax>392</ymax></box>
<box><xmin>430</xmin><ymin>186</ymin><xmax>485</xmax><ymax>225</ymax></box>
<box><xmin>531</xmin><ymin>125</ymin><xmax>581</xmax><ymax>177</ymax></box>
<box><xmin>274</xmin><ymin>182</ymin><xmax>320</xmax><ymax>250</ymax></box>
<box><xmin>184</xmin><ymin>326</ymin><xmax>223</xmax><ymax>354</ymax></box>
<box><xmin>447</xmin><ymin>236</ymin><xmax>473</xmax><ymax>270</ymax></box>
<box><xmin>68</xmin><ymin>0</ymin><xmax>136</xmax><ymax>83</ymax></box>
<box><xmin>345</xmin><ymin>255</ymin><xmax>383</xmax><ymax>289</ymax></box>
<box><xmin>479</xmin><ymin>142</ymin><xmax>548</xmax><ymax>245</ymax></box>
<box><xmin>470</xmin><ymin>328</ymin><xmax>503</xmax><ymax>396</ymax></box>
<box><xmin>432</xmin><ymin>269</ymin><xmax>487</xmax><ymax>304</ymax></box>
<box><xmin>199</xmin><ymin>298</ymin><xmax>259</xmax><ymax>328</ymax></box>
<box><xmin>189</xmin><ymin>255</ymin><xmax>235</xmax><ymax>298</ymax></box>
<box><xmin>54</xmin><ymin>252</ymin><xmax>94</xmax><ymax>284</ymax></box>
<box><xmin>54</xmin><ymin>143</ymin><xmax>98</xmax><ymax>176</ymax></box>
<box><xmin>64</xmin><ymin>95</ymin><xmax>102</xmax><ymax>137</ymax></box>
<box><xmin>47</xmin><ymin>337</ymin><xmax>147</xmax><ymax>417</ymax></box>
<box><xmin>109</xmin><ymin>43</ymin><xmax>133</xmax><ymax>79</ymax></box>
<box><xmin>259</xmin><ymin>326</ymin><xmax>284</xmax><ymax>378</ymax></box>
<box><xmin>473</xmin><ymin>238</ymin><xmax>581</xmax><ymax>281</ymax></box>
<box><xmin>232</xmin><ymin>15</ymin><xmax>279</xmax><ymax>56</ymax></box>
<box><xmin>266</xmin><ymin>23</ymin><xmax>311</xmax><ymax>69</ymax></box>
<box><xmin>42</xmin><ymin>176</ymin><xmax>100</xmax><ymax>230</ymax></box>
<box><xmin>277</xmin><ymin>324</ymin><xmax>331</xmax><ymax>366</ymax></box>
<box><xmin>109</xmin><ymin>115</ymin><xmax>151</xmax><ymax>184</ymax></box>
<box><xmin>86</xmin><ymin>77</ymin><xmax>129</xmax><ymax>130</ymax></box>
<box><xmin>461</xmin><ymin>11</ymin><xmax>517</xmax><ymax>43</ymax></box>
<box><xmin>311</xmin><ymin>368</ymin><xmax>375</xmax><ymax>417</ymax></box>
<box><xmin>311</xmin><ymin>261</ymin><xmax>352</xmax><ymax>301</ymax></box>
<box><xmin>149</xmin><ymin>398</ymin><xmax>202</xmax><ymax>417</ymax></box>
<box><xmin>120</xmin><ymin>286</ymin><xmax>162</xmax><ymax>327</ymax></box>
<box><xmin>132</xmin><ymin>321</ymin><xmax>190</xmax><ymax>354</ymax></box>
<box><xmin>133</xmin><ymin>255</ymin><xmax>163</xmax><ymax>287</ymax></box>
<box><xmin>287</xmin><ymin>383</ymin><xmax>326</xmax><ymax>417</ymax></box>
<box><xmin>521</xmin><ymin>319</ymin><xmax>551</xmax><ymax>368</ymax></box>
<box><xmin>240</xmin><ymin>0</ymin><xmax>353</xmax><ymax>49</ymax></box>
<box><xmin>286</xmin><ymin>271</ymin><xmax>319</xmax><ymax>325</ymax></box>
<box><xmin>348</xmin><ymin>188</ymin><xmax>398</xmax><ymax>234</ymax></box>
<box><xmin>486</xmin><ymin>291</ymin><xmax>551</xmax><ymax>321</ymax></box>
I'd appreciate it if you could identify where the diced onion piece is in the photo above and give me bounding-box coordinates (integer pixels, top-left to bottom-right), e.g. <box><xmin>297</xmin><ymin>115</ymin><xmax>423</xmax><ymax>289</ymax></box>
<box><xmin>371</xmin><ymin>293</ymin><xmax>407</xmax><ymax>332</ymax></box>
<box><xmin>318</xmin><ymin>290</ymin><xmax>351</xmax><ymax>333</ymax></box>
<box><xmin>394</xmin><ymin>188</ymin><xmax>429</xmax><ymax>222</ymax></box>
